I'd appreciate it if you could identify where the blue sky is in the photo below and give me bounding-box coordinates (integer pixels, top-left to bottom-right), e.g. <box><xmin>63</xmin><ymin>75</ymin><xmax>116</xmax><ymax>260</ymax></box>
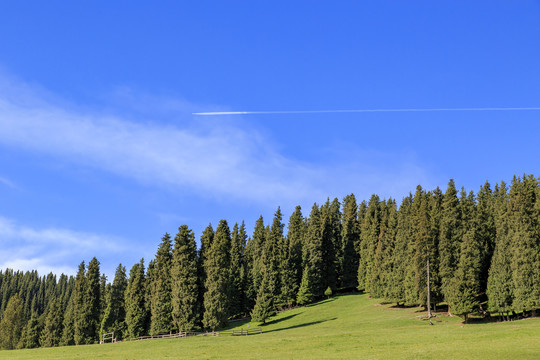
<box><xmin>0</xmin><ymin>1</ymin><xmax>539</xmax><ymax>278</ymax></box>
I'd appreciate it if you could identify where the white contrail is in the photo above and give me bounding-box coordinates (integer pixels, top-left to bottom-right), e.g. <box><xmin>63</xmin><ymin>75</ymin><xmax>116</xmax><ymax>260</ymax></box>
<box><xmin>193</xmin><ymin>107</ymin><xmax>540</xmax><ymax>116</ymax></box>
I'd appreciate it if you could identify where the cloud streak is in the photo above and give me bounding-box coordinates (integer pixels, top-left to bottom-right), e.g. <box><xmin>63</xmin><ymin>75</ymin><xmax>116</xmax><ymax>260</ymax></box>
<box><xmin>0</xmin><ymin>216</ymin><xmax>130</xmax><ymax>276</ymax></box>
<box><xmin>0</xmin><ymin>75</ymin><xmax>437</xmax><ymax>209</ymax></box>
<box><xmin>193</xmin><ymin>107</ymin><xmax>540</xmax><ymax>116</ymax></box>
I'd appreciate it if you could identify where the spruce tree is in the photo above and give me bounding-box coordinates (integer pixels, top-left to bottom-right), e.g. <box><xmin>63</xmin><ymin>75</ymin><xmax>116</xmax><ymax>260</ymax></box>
<box><xmin>285</xmin><ymin>206</ymin><xmax>305</xmax><ymax>299</ymax></box>
<box><xmin>358</xmin><ymin>195</ymin><xmax>381</xmax><ymax>293</ymax></box>
<box><xmin>341</xmin><ymin>194</ymin><xmax>359</xmax><ymax>290</ymax></box>
<box><xmin>203</xmin><ymin>220</ymin><xmax>232</xmax><ymax>331</ymax></box>
<box><xmin>388</xmin><ymin>195</ymin><xmax>413</xmax><ymax>305</ymax></box>
<box><xmin>298</xmin><ymin>204</ymin><xmax>325</xmax><ymax>301</ymax></box>
<box><xmin>0</xmin><ymin>294</ymin><xmax>25</xmax><ymax>349</ymax></box>
<box><xmin>447</xmin><ymin>227</ymin><xmax>482</xmax><ymax>322</ymax></box>
<box><xmin>197</xmin><ymin>224</ymin><xmax>214</xmax><ymax>324</ymax></box>
<box><xmin>487</xmin><ymin>182</ymin><xmax>513</xmax><ymax>316</ymax></box>
<box><xmin>60</xmin><ymin>294</ymin><xmax>75</xmax><ymax>346</ymax></box>
<box><xmin>247</xmin><ymin>216</ymin><xmax>266</xmax><ymax>307</ymax></box>
<box><xmin>171</xmin><ymin>225</ymin><xmax>199</xmax><ymax>332</ymax></box>
<box><xmin>40</xmin><ymin>296</ymin><xmax>63</xmax><ymax>347</ymax></box>
<box><xmin>24</xmin><ymin>312</ymin><xmax>40</xmax><ymax>349</ymax></box>
<box><xmin>100</xmin><ymin>264</ymin><xmax>127</xmax><ymax>340</ymax></box>
<box><xmin>72</xmin><ymin>261</ymin><xmax>87</xmax><ymax>345</ymax></box>
<box><xmin>125</xmin><ymin>259</ymin><xmax>148</xmax><ymax>339</ymax></box>
<box><xmin>265</xmin><ymin>207</ymin><xmax>284</xmax><ymax>301</ymax></box>
<box><xmin>85</xmin><ymin>257</ymin><xmax>101</xmax><ymax>343</ymax></box>
<box><xmin>320</xmin><ymin>199</ymin><xmax>340</xmax><ymax>293</ymax></box>
<box><xmin>150</xmin><ymin>233</ymin><xmax>173</xmax><ymax>335</ymax></box>
<box><xmin>509</xmin><ymin>175</ymin><xmax>540</xmax><ymax>313</ymax></box>
<box><xmin>229</xmin><ymin>221</ymin><xmax>248</xmax><ymax>316</ymax></box>
<box><xmin>251</xmin><ymin>272</ymin><xmax>275</xmax><ymax>324</ymax></box>
<box><xmin>439</xmin><ymin>179</ymin><xmax>461</xmax><ymax>303</ymax></box>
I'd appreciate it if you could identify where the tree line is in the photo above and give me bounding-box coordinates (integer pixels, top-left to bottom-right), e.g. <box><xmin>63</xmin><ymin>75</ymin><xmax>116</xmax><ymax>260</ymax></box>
<box><xmin>0</xmin><ymin>174</ymin><xmax>539</xmax><ymax>349</ymax></box>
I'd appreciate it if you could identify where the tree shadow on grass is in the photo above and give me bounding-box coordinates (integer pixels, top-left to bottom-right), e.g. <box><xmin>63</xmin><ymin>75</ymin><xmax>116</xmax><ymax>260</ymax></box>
<box><xmin>305</xmin><ymin>297</ymin><xmax>337</xmax><ymax>307</ymax></box>
<box><xmin>263</xmin><ymin>318</ymin><xmax>337</xmax><ymax>333</ymax></box>
<box><xmin>263</xmin><ymin>313</ymin><xmax>302</xmax><ymax>326</ymax></box>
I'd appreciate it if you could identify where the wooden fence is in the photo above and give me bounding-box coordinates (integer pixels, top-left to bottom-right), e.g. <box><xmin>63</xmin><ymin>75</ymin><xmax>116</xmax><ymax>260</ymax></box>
<box><xmin>129</xmin><ymin>327</ymin><xmax>262</xmax><ymax>342</ymax></box>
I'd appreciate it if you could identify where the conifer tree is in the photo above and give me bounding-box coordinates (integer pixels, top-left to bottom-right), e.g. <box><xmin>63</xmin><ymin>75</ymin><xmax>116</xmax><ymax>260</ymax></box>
<box><xmin>298</xmin><ymin>204</ymin><xmax>325</xmax><ymax>301</ymax></box>
<box><xmin>320</xmin><ymin>199</ymin><xmax>340</xmax><ymax>293</ymax></box>
<box><xmin>371</xmin><ymin>199</ymin><xmax>397</xmax><ymax>299</ymax></box>
<box><xmin>60</xmin><ymin>295</ymin><xmax>75</xmax><ymax>346</ymax></box>
<box><xmin>439</xmin><ymin>179</ymin><xmax>461</xmax><ymax>303</ymax></box>
<box><xmin>447</xmin><ymin>227</ymin><xmax>482</xmax><ymax>322</ymax></box>
<box><xmin>100</xmin><ymin>264</ymin><xmax>127</xmax><ymax>340</ymax></box>
<box><xmin>247</xmin><ymin>216</ymin><xmax>266</xmax><ymax>306</ymax></box>
<box><xmin>388</xmin><ymin>195</ymin><xmax>413</xmax><ymax>305</ymax></box>
<box><xmin>285</xmin><ymin>206</ymin><xmax>304</xmax><ymax>298</ymax></box>
<box><xmin>24</xmin><ymin>311</ymin><xmax>40</xmax><ymax>349</ymax></box>
<box><xmin>0</xmin><ymin>294</ymin><xmax>25</xmax><ymax>349</ymax></box>
<box><xmin>197</xmin><ymin>224</ymin><xmax>214</xmax><ymax>323</ymax></box>
<box><xmin>203</xmin><ymin>220</ymin><xmax>232</xmax><ymax>331</ymax></box>
<box><xmin>509</xmin><ymin>175</ymin><xmax>540</xmax><ymax>313</ymax></box>
<box><xmin>85</xmin><ymin>257</ymin><xmax>101</xmax><ymax>343</ymax></box>
<box><xmin>125</xmin><ymin>259</ymin><xmax>148</xmax><ymax>339</ymax></box>
<box><xmin>341</xmin><ymin>194</ymin><xmax>359</xmax><ymax>290</ymax></box>
<box><xmin>358</xmin><ymin>195</ymin><xmax>381</xmax><ymax>292</ymax></box>
<box><xmin>229</xmin><ymin>222</ymin><xmax>248</xmax><ymax>316</ymax></box>
<box><xmin>475</xmin><ymin>182</ymin><xmax>496</xmax><ymax>293</ymax></box>
<box><xmin>72</xmin><ymin>261</ymin><xmax>87</xmax><ymax>345</ymax></box>
<box><xmin>150</xmin><ymin>234</ymin><xmax>173</xmax><ymax>335</ymax></box>
<box><xmin>171</xmin><ymin>225</ymin><xmax>199</xmax><ymax>332</ymax></box>
<box><xmin>487</xmin><ymin>182</ymin><xmax>513</xmax><ymax>316</ymax></box>
<box><xmin>40</xmin><ymin>296</ymin><xmax>63</xmax><ymax>347</ymax></box>
<box><xmin>251</xmin><ymin>272</ymin><xmax>275</xmax><ymax>324</ymax></box>
<box><xmin>265</xmin><ymin>207</ymin><xmax>284</xmax><ymax>301</ymax></box>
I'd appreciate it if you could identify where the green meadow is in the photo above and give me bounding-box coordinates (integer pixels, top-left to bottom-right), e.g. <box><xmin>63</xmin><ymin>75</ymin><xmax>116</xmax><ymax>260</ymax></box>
<box><xmin>2</xmin><ymin>293</ymin><xmax>539</xmax><ymax>360</ymax></box>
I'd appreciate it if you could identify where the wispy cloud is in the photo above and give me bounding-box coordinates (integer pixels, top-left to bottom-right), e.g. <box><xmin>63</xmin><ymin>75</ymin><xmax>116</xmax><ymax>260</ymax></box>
<box><xmin>0</xmin><ymin>175</ymin><xmax>19</xmax><ymax>190</ymax></box>
<box><xmin>0</xmin><ymin>73</ymin><xmax>436</xmax><ymax>208</ymax></box>
<box><xmin>0</xmin><ymin>216</ymin><xmax>131</xmax><ymax>276</ymax></box>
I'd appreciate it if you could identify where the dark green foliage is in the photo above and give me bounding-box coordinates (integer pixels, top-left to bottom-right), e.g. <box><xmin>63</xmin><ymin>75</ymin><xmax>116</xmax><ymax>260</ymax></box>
<box><xmin>203</xmin><ymin>220</ymin><xmax>232</xmax><ymax>330</ymax></box>
<box><xmin>150</xmin><ymin>234</ymin><xmax>173</xmax><ymax>335</ymax></box>
<box><xmin>508</xmin><ymin>175</ymin><xmax>540</xmax><ymax>312</ymax></box>
<box><xmin>283</xmin><ymin>206</ymin><xmax>305</xmax><ymax>303</ymax></box>
<box><xmin>24</xmin><ymin>312</ymin><xmax>40</xmax><ymax>349</ymax></box>
<box><xmin>125</xmin><ymin>259</ymin><xmax>148</xmax><ymax>339</ymax></box>
<box><xmin>247</xmin><ymin>216</ymin><xmax>266</xmax><ymax>307</ymax></box>
<box><xmin>447</xmin><ymin>227</ymin><xmax>482</xmax><ymax>320</ymax></box>
<box><xmin>171</xmin><ymin>225</ymin><xmax>199</xmax><ymax>332</ymax></box>
<box><xmin>487</xmin><ymin>182</ymin><xmax>513</xmax><ymax>314</ymax></box>
<box><xmin>387</xmin><ymin>195</ymin><xmax>412</xmax><ymax>304</ymax></box>
<box><xmin>439</xmin><ymin>179</ymin><xmax>461</xmax><ymax>302</ymax></box>
<box><xmin>251</xmin><ymin>272</ymin><xmax>275</xmax><ymax>324</ymax></box>
<box><xmin>85</xmin><ymin>257</ymin><xmax>101</xmax><ymax>343</ymax></box>
<box><xmin>72</xmin><ymin>261</ymin><xmax>87</xmax><ymax>345</ymax></box>
<box><xmin>100</xmin><ymin>264</ymin><xmax>127</xmax><ymax>340</ymax></box>
<box><xmin>265</xmin><ymin>207</ymin><xmax>284</xmax><ymax>302</ymax></box>
<box><xmin>0</xmin><ymin>294</ymin><xmax>25</xmax><ymax>349</ymax></box>
<box><xmin>340</xmin><ymin>194</ymin><xmax>359</xmax><ymax>290</ymax></box>
<box><xmin>40</xmin><ymin>296</ymin><xmax>63</xmax><ymax>347</ymax></box>
<box><xmin>197</xmin><ymin>224</ymin><xmax>214</xmax><ymax>324</ymax></box>
<box><xmin>300</xmin><ymin>204</ymin><xmax>325</xmax><ymax>301</ymax></box>
<box><xmin>371</xmin><ymin>199</ymin><xmax>397</xmax><ymax>299</ymax></box>
<box><xmin>321</xmin><ymin>199</ymin><xmax>340</xmax><ymax>292</ymax></box>
<box><xmin>358</xmin><ymin>195</ymin><xmax>381</xmax><ymax>292</ymax></box>
<box><xmin>296</xmin><ymin>267</ymin><xmax>314</xmax><ymax>305</ymax></box>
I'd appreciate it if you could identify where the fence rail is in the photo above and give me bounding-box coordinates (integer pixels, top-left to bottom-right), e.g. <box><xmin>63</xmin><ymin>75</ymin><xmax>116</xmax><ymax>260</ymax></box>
<box><xmin>129</xmin><ymin>327</ymin><xmax>262</xmax><ymax>342</ymax></box>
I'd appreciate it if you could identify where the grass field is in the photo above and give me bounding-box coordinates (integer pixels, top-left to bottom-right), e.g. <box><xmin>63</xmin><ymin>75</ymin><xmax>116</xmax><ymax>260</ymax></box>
<box><xmin>2</xmin><ymin>293</ymin><xmax>539</xmax><ymax>359</ymax></box>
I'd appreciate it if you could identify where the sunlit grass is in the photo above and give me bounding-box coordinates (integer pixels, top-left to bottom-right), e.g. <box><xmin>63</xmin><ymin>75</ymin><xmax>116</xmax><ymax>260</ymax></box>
<box><xmin>2</xmin><ymin>293</ymin><xmax>539</xmax><ymax>359</ymax></box>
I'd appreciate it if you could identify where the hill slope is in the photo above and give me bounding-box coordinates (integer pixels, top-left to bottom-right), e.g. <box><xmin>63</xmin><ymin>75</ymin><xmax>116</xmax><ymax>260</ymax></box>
<box><xmin>2</xmin><ymin>293</ymin><xmax>540</xmax><ymax>359</ymax></box>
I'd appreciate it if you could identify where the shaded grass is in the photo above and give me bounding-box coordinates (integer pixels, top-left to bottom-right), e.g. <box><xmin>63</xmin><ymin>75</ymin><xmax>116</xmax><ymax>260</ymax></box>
<box><xmin>2</xmin><ymin>293</ymin><xmax>540</xmax><ymax>359</ymax></box>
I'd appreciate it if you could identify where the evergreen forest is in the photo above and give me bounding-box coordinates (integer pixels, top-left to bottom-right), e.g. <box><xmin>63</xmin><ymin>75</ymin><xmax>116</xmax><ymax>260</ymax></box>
<box><xmin>1</xmin><ymin>174</ymin><xmax>539</xmax><ymax>350</ymax></box>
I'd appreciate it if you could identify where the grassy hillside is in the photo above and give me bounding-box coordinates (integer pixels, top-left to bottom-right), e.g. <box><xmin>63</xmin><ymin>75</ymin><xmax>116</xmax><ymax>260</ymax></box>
<box><xmin>2</xmin><ymin>293</ymin><xmax>539</xmax><ymax>359</ymax></box>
